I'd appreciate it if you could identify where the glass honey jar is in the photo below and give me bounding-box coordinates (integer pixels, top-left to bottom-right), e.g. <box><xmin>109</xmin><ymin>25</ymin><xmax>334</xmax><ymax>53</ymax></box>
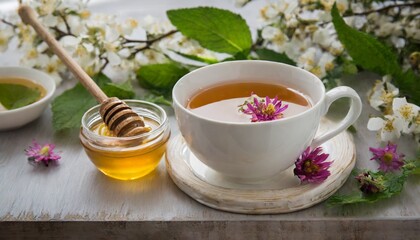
<box><xmin>79</xmin><ymin>100</ymin><xmax>170</xmax><ymax>180</ymax></box>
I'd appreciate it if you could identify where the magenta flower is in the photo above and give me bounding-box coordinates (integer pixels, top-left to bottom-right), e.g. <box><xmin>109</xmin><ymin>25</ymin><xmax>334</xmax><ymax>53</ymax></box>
<box><xmin>240</xmin><ymin>95</ymin><xmax>288</xmax><ymax>122</ymax></box>
<box><xmin>25</xmin><ymin>141</ymin><xmax>61</xmax><ymax>166</ymax></box>
<box><xmin>369</xmin><ymin>142</ymin><xmax>404</xmax><ymax>172</ymax></box>
<box><xmin>355</xmin><ymin>172</ymin><xmax>385</xmax><ymax>194</ymax></box>
<box><xmin>293</xmin><ymin>147</ymin><xmax>332</xmax><ymax>183</ymax></box>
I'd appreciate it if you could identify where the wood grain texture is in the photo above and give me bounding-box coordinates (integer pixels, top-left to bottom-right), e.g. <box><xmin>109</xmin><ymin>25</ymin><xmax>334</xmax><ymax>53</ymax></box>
<box><xmin>166</xmin><ymin>118</ymin><xmax>355</xmax><ymax>214</ymax></box>
<box><xmin>1</xmin><ymin>220</ymin><xmax>420</xmax><ymax>240</ymax></box>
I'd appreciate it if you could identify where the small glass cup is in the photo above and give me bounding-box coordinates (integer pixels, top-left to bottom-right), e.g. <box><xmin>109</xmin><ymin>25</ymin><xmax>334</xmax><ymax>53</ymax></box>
<box><xmin>80</xmin><ymin>100</ymin><xmax>170</xmax><ymax>180</ymax></box>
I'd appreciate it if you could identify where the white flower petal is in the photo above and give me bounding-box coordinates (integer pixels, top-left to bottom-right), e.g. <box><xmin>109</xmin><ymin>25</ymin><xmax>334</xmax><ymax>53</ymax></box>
<box><xmin>60</xmin><ymin>36</ymin><xmax>81</xmax><ymax>47</ymax></box>
<box><xmin>380</xmin><ymin>129</ymin><xmax>397</xmax><ymax>142</ymax></box>
<box><xmin>118</xmin><ymin>48</ymin><xmax>131</xmax><ymax>58</ymax></box>
<box><xmin>313</xmin><ymin>28</ymin><xmax>333</xmax><ymax>48</ymax></box>
<box><xmin>367</xmin><ymin>117</ymin><xmax>384</xmax><ymax>131</ymax></box>
<box><xmin>392</xmin><ymin>97</ymin><xmax>408</xmax><ymax>111</ymax></box>
<box><xmin>36</xmin><ymin>42</ymin><xmax>48</xmax><ymax>53</ymax></box>
<box><xmin>107</xmin><ymin>51</ymin><xmax>121</xmax><ymax>66</ymax></box>
<box><xmin>392</xmin><ymin>116</ymin><xmax>404</xmax><ymax>132</ymax></box>
<box><xmin>83</xmin><ymin>43</ymin><xmax>94</xmax><ymax>52</ymax></box>
<box><xmin>37</xmin><ymin>54</ymin><xmax>50</xmax><ymax>67</ymax></box>
<box><xmin>42</xmin><ymin>14</ymin><xmax>58</xmax><ymax>27</ymax></box>
<box><xmin>105</xmin><ymin>27</ymin><xmax>120</xmax><ymax>42</ymax></box>
<box><xmin>261</xmin><ymin>26</ymin><xmax>280</xmax><ymax>40</ymax></box>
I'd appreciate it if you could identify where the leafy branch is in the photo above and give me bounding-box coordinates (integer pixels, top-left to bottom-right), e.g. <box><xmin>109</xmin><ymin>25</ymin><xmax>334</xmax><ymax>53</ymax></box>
<box><xmin>328</xmin><ymin>157</ymin><xmax>420</xmax><ymax>206</ymax></box>
<box><xmin>331</xmin><ymin>3</ymin><xmax>420</xmax><ymax>105</ymax></box>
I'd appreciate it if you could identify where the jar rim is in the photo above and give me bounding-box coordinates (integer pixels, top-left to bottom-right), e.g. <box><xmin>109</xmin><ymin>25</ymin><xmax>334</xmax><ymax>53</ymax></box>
<box><xmin>81</xmin><ymin>100</ymin><xmax>168</xmax><ymax>141</ymax></box>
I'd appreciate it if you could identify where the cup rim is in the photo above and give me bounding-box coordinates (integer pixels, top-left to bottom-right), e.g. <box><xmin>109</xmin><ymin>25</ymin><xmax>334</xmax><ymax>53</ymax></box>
<box><xmin>81</xmin><ymin>99</ymin><xmax>168</xmax><ymax>140</ymax></box>
<box><xmin>0</xmin><ymin>66</ymin><xmax>56</xmax><ymax>116</ymax></box>
<box><xmin>172</xmin><ymin>60</ymin><xmax>326</xmax><ymax>125</ymax></box>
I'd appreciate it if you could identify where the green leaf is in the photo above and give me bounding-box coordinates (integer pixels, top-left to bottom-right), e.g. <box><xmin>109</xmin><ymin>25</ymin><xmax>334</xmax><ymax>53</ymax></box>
<box><xmin>0</xmin><ymin>84</ymin><xmax>41</xmax><ymax>110</ymax></box>
<box><xmin>137</xmin><ymin>63</ymin><xmax>189</xmax><ymax>96</ymax></box>
<box><xmin>331</xmin><ymin>3</ymin><xmax>400</xmax><ymax>76</ymax></box>
<box><xmin>167</xmin><ymin>7</ymin><xmax>252</xmax><ymax>55</ymax></box>
<box><xmin>394</xmin><ymin>69</ymin><xmax>420</xmax><ymax>106</ymax></box>
<box><xmin>51</xmin><ymin>73</ymin><xmax>136</xmax><ymax>131</ymax></box>
<box><xmin>254</xmin><ymin>48</ymin><xmax>296</xmax><ymax>66</ymax></box>
<box><xmin>347</xmin><ymin>125</ymin><xmax>357</xmax><ymax>133</ymax></box>
<box><xmin>327</xmin><ymin>192</ymin><xmax>389</xmax><ymax>206</ymax></box>
<box><xmin>102</xmin><ymin>81</ymin><xmax>135</xmax><ymax>99</ymax></box>
<box><xmin>403</xmin><ymin>158</ymin><xmax>420</xmax><ymax>175</ymax></box>
<box><xmin>170</xmin><ymin>50</ymin><xmax>219</xmax><ymax>64</ymax></box>
<box><xmin>139</xmin><ymin>94</ymin><xmax>172</xmax><ymax>106</ymax></box>
<box><xmin>329</xmin><ymin>157</ymin><xmax>420</xmax><ymax>206</ymax></box>
<box><xmin>383</xmin><ymin>174</ymin><xmax>405</xmax><ymax>195</ymax></box>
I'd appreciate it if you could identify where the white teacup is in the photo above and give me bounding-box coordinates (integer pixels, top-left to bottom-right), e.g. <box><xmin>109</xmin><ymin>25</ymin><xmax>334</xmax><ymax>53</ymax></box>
<box><xmin>172</xmin><ymin>61</ymin><xmax>362</xmax><ymax>181</ymax></box>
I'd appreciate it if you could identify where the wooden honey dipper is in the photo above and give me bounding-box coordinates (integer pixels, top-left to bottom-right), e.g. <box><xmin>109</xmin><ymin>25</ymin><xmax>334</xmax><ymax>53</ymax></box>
<box><xmin>18</xmin><ymin>5</ymin><xmax>150</xmax><ymax>137</ymax></box>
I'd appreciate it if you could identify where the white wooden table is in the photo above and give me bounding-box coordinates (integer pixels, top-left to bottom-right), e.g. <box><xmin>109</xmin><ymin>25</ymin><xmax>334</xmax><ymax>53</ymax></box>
<box><xmin>0</xmin><ymin>0</ymin><xmax>419</xmax><ymax>239</ymax></box>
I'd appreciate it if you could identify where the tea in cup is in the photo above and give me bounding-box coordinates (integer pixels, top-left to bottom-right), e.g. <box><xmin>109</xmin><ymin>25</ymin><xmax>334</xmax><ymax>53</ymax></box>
<box><xmin>172</xmin><ymin>61</ymin><xmax>362</xmax><ymax>181</ymax></box>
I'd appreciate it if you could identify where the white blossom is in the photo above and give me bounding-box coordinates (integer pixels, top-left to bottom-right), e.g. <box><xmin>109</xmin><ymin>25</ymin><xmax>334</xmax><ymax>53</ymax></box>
<box><xmin>297</xmin><ymin>47</ymin><xmax>317</xmax><ymax>70</ymax></box>
<box><xmin>312</xmin><ymin>28</ymin><xmax>333</xmax><ymax>48</ymax></box>
<box><xmin>329</xmin><ymin>40</ymin><xmax>344</xmax><ymax>56</ymax></box>
<box><xmin>140</xmin><ymin>15</ymin><xmax>174</xmax><ymax>35</ymax></box>
<box><xmin>262</xmin><ymin>26</ymin><xmax>288</xmax><ymax>46</ymax></box>
<box><xmin>390</xmin><ymin>36</ymin><xmax>405</xmax><ymax>49</ymax></box>
<box><xmin>368</xmin><ymin>75</ymin><xmax>399</xmax><ymax>113</ymax></box>
<box><xmin>59</xmin><ymin>35</ymin><xmax>81</xmax><ymax>54</ymax></box>
<box><xmin>317</xmin><ymin>52</ymin><xmax>335</xmax><ymax>77</ymax></box>
<box><xmin>135</xmin><ymin>50</ymin><xmax>167</xmax><ymax>65</ymax></box>
<box><xmin>406</xmin><ymin>27</ymin><xmax>420</xmax><ymax>41</ymax></box>
<box><xmin>38</xmin><ymin>55</ymin><xmax>65</xmax><ymax>85</ymax></box>
<box><xmin>367</xmin><ymin>115</ymin><xmax>404</xmax><ymax>142</ymax></box>
<box><xmin>375</xmin><ymin>23</ymin><xmax>395</xmax><ymax>37</ymax></box>
<box><xmin>0</xmin><ymin>26</ymin><xmax>14</xmax><ymax>52</ymax></box>
<box><xmin>392</xmin><ymin>97</ymin><xmax>420</xmax><ymax>133</ymax></box>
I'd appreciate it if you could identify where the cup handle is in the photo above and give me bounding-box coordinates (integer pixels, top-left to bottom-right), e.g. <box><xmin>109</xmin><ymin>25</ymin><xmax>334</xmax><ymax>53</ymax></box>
<box><xmin>310</xmin><ymin>86</ymin><xmax>362</xmax><ymax>148</ymax></box>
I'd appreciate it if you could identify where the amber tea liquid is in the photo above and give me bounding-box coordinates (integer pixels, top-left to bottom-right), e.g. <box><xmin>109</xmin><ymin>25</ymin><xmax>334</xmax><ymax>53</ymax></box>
<box><xmin>187</xmin><ymin>82</ymin><xmax>311</xmax><ymax>122</ymax></box>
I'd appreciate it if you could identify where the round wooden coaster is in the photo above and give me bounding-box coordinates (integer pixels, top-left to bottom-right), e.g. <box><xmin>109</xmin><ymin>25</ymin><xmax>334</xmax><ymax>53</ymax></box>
<box><xmin>165</xmin><ymin>118</ymin><xmax>356</xmax><ymax>214</ymax></box>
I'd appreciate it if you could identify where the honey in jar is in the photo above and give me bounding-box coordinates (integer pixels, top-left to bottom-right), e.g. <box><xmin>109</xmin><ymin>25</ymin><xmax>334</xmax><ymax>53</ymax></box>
<box><xmin>79</xmin><ymin>100</ymin><xmax>170</xmax><ymax>180</ymax></box>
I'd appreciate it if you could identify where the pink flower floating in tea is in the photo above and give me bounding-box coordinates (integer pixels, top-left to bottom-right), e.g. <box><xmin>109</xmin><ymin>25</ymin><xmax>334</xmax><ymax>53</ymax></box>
<box><xmin>369</xmin><ymin>142</ymin><xmax>404</xmax><ymax>172</ymax></box>
<box><xmin>294</xmin><ymin>146</ymin><xmax>332</xmax><ymax>183</ymax></box>
<box><xmin>25</xmin><ymin>140</ymin><xmax>61</xmax><ymax>167</ymax></box>
<box><xmin>239</xmin><ymin>95</ymin><xmax>288</xmax><ymax>122</ymax></box>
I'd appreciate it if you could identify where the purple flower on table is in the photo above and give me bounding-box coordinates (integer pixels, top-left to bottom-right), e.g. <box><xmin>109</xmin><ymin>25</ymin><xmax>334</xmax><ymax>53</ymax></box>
<box><xmin>239</xmin><ymin>95</ymin><xmax>288</xmax><ymax>122</ymax></box>
<box><xmin>25</xmin><ymin>141</ymin><xmax>61</xmax><ymax>167</ymax></box>
<box><xmin>369</xmin><ymin>142</ymin><xmax>404</xmax><ymax>172</ymax></box>
<box><xmin>293</xmin><ymin>147</ymin><xmax>332</xmax><ymax>183</ymax></box>
<box><xmin>355</xmin><ymin>172</ymin><xmax>385</xmax><ymax>194</ymax></box>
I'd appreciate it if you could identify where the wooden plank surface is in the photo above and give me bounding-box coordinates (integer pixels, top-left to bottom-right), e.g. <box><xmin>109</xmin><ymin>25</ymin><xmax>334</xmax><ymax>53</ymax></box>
<box><xmin>0</xmin><ymin>70</ymin><xmax>418</xmax><ymax>222</ymax></box>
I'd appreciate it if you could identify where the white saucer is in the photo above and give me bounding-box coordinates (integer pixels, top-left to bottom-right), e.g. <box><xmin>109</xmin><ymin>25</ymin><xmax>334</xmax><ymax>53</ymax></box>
<box><xmin>166</xmin><ymin>118</ymin><xmax>356</xmax><ymax>214</ymax></box>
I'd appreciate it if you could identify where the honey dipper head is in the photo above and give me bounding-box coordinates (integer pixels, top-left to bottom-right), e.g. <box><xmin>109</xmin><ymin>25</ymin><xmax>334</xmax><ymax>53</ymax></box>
<box><xmin>99</xmin><ymin>97</ymin><xmax>151</xmax><ymax>137</ymax></box>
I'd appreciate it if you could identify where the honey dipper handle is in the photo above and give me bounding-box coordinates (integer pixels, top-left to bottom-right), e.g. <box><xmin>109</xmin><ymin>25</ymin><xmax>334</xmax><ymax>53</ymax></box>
<box><xmin>18</xmin><ymin>5</ymin><xmax>108</xmax><ymax>103</ymax></box>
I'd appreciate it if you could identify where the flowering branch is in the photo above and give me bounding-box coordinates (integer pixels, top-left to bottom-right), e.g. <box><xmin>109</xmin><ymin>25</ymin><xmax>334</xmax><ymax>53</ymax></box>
<box><xmin>350</xmin><ymin>2</ymin><xmax>420</xmax><ymax>16</ymax></box>
<box><xmin>125</xmin><ymin>30</ymin><xmax>179</xmax><ymax>57</ymax></box>
<box><xmin>123</xmin><ymin>30</ymin><xmax>178</xmax><ymax>44</ymax></box>
<box><xmin>99</xmin><ymin>56</ymin><xmax>109</xmax><ymax>73</ymax></box>
<box><xmin>1</xmin><ymin>18</ymin><xmax>17</xmax><ymax>28</ymax></box>
<box><xmin>57</xmin><ymin>11</ymin><xmax>72</xmax><ymax>34</ymax></box>
<box><xmin>50</xmin><ymin>26</ymin><xmax>76</xmax><ymax>40</ymax></box>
